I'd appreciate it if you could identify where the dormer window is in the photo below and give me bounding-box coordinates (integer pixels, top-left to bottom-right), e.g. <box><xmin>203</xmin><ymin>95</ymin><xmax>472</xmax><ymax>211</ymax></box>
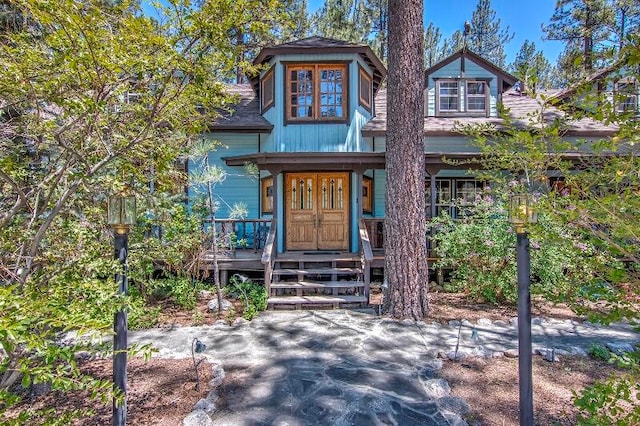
<box><xmin>466</xmin><ymin>81</ymin><xmax>487</xmax><ymax>111</ymax></box>
<box><xmin>438</xmin><ymin>81</ymin><xmax>459</xmax><ymax>112</ymax></box>
<box><xmin>286</xmin><ymin>63</ymin><xmax>347</xmax><ymax>123</ymax></box>
<box><xmin>435</xmin><ymin>79</ymin><xmax>489</xmax><ymax>116</ymax></box>
<box><xmin>615</xmin><ymin>80</ymin><xmax>638</xmax><ymax>113</ymax></box>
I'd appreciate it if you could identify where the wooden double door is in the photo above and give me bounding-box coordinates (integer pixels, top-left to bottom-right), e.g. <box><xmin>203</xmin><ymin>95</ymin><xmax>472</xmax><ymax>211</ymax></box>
<box><xmin>285</xmin><ymin>172</ymin><xmax>350</xmax><ymax>251</ymax></box>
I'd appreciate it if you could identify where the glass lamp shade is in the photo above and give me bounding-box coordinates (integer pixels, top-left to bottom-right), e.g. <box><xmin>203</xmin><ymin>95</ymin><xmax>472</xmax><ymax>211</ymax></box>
<box><xmin>508</xmin><ymin>194</ymin><xmax>537</xmax><ymax>231</ymax></box>
<box><xmin>108</xmin><ymin>194</ymin><xmax>136</xmax><ymax>228</ymax></box>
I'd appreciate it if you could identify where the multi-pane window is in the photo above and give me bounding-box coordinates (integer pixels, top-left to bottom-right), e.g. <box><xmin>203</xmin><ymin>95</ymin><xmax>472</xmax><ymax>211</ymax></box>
<box><xmin>466</xmin><ymin>81</ymin><xmax>487</xmax><ymax>111</ymax></box>
<box><xmin>438</xmin><ymin>81</ymin><xmax>459</xmax><ymax>112</ymax></box>
<box><xmin>426</xmin><ymin>178</ymin><xmax>484</xmax><ymax>219</ymax></box>
<box><xmin>436</xmin><ymin>79</ymin><xmax>489</xmax><ymax>115</ymax></box>
<box><xmin>616</xmin><ymin>81</ymin><xmax>638</xmax><ymax>112</ymax></box>
<box><xmin>286</xmin><ymin>64</ymin><xmax>347</xmax><ymax>122</ymax></box>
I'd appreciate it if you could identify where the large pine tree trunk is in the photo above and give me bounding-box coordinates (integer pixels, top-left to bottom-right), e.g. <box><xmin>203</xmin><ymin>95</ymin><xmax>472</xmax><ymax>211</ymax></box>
<box><xmin>384</xmin><ymin>0</ymin><xmax>429</xmax><ymax>319</ymax></box>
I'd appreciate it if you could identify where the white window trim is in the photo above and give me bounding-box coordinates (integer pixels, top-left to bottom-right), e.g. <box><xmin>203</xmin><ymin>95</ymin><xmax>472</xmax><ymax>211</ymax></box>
<box><xmin>435</xmin><ymin>79</ymin><xmax>489</xmax><ymax>116</ymax></box>
<box><xmin>465</xmin><ymin>81</ymin><xmax>488</xmax><ymax>113</ymax></box>
<box><xmin>436</xmin><ymin>80</ymin><xmax>459</xmax><ymax>113</ymax></box>
<box><xmin>615</xmin><ymin>81</ymin><xmax>638</xmax><ymax>113</ymax></box>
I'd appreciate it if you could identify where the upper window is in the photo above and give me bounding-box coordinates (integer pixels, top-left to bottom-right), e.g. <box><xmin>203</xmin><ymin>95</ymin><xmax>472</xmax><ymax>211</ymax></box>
<box><xmin>358</xmin><ymin>66</ymin><xmax>372</xmax><ymax>111</ymax></box>
<box><xmin>435</xmin><ymin>79</ymin><xmax>489</xmax><ymax>116</ymax></box>
<box><xmin>466</xmin><ymin>81</ymin><xmax>487</xmax><ymax>111</ymax></box>
<box><xmin>615</xmin><ymin>80</ymin><xmax>638</xmax><ymax>113</ymax></box>
<box><xmin>286</xmin><ymin>64</ymin><xmax>347</xmax><ymax>122</ymax></box>
<box><xmin>438</xmin><ymin>81</ymin><xmax>459</xmax><ymax>112</ymax></box>
<box><xmin>261</xmin><ymin>67</ymin><xmax>274</xmax><ymax>112</ymax></box>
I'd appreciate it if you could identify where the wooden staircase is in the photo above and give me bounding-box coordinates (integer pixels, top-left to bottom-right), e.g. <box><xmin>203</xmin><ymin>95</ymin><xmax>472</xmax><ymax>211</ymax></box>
<box><xmin>267</xmin><ymin>253</ymin><xmax>369</xmax><ymax>309</ymax></box>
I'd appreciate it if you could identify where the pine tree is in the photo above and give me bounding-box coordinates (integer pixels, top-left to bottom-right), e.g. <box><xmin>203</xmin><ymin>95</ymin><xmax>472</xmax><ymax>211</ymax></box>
<box><xmin>362</xmin><ymin>0</ymin><xmax>388</xmax><ymax>62</ymax></box>
<box><xmin>424</xmin><ymin>22</ymin><xmax>443</xmax><ymax>67</ymax></box>
<box><xmin>466</xmin><ymin>0</ymin><xmax>514</xmax><ymax>67</ymax></box>
<box><xmin>385</xmin><ymin>0</ymin><xmax>429</xmax><ymax>319</ymax></box>
<box><xmin>312</xmin><ymin>0</ymin><xmax>370</xmax><ymax>43</ymax></box>
<box><xmin>542</xmin><ymin>0</ymin><xmax>616</xmax><ymax>80</ymax></box>
<box><xmin>511</xmin><ymin>40</ymin><xmax>555</xmax><ymax>93</ymax></box>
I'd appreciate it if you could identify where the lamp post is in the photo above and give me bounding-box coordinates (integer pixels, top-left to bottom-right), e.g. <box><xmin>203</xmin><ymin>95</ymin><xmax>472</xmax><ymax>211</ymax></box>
<box><xmin>508</xmin><ymin>194</ymin><xmax>537</xmax><ymax>426</ymax></box>
<box><xmin>108</xmin><ymin>193</ymin><xmax>136</xmax><ymax>426</ymax></box>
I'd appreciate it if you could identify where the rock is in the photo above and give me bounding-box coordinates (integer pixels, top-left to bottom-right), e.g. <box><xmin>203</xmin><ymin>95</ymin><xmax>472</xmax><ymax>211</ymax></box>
<box><xmin>509</xmin><ymin>317</ymin><xmax>518</xmax><ymax>326</ymax></box>
<box><xmin>536</xmin><ymin>348</ymin><xmax>561</xmax><ymax>362</ymax></box>
<box><xmin>206</xmin><ymin>390</ymin><xmax>219</xmax><ymax>402</ymax></box>
<box><xmin>568</xmin><ymin>346</ymin><xmax>588</xmax><ymax>356</ymax></box>
<box><xmin>461</xmin><ymin>320</ymin><xmax>473</xmax><ymax>327</ymax></box>
<box><xmin>209</xmin><ymin>365</ymin><xmax>225</xmax><ymax>388</ymax></box>
<box><xmin>193</xmin><ymin>398</ymin><xmax>217</xmax><ymax>415</ymax></box>
<box><xmin>449</xmin><ymin>320</ymin><xmax>462</xmax><ymax>327</ymax></box>
<box><xmin>442</xmin><ymin>412</ymin><xmax>470</xmax><ymax>426</ymax></box>
<box><xmin>424</xmin><ymin>378</ymin><xmax>451</xmax><ymax>399</ymax></box>
<box><xmin>232</xmin><ymin>317</ymin><xmax>249</xmax><ymax>326</ymax></box>
<box><xmin>491</xmin><ymin>351</ymin><xmax>504</xmax><ymax>358</ymax></box>
<box><xmin>477</xmin><ymin>318</ymin><xmax>493</xmax><ymax>326</ymax></box>
<box><xmin>493</xmin><ymin>320</ymin><xmax>508</xmax><ymax>327</ymax></box>
<box><xmin>447</xmin><ymin>350</ymin><xmax>469</xmax><ymax>361</ymax></box>
<box><xmin>183</xmin><ymin>410</ymin><xmax>214</xmax><ymax>426</ymax></box>
<box><xmin>207</xmin><ymin>298</ymin><xmax>232</xmax><ymax>312</ymax></box>
<box><xmin>606</xmin><ymin>342</ymin><xmax>636</xmax><ymax>355</ymax></box>
<box><xmin>532</xmin><ymin>317</ymin><xmax>544</xmax><ymax>325</ymax></box>
<box><xmin>470</xmin><ymin>345</ymin><xmax>492</xmax><ymax>358</ymax></box>
<box><xmin>438</xmin><ymin>396</ymin><xmax>471</xmax><ymax>417</ymax></box>
<box><xmin>199</xmin><ymin>290</ymin><xmax>213</xmax><ymax>298</ymax></box>
<box><xmin>504</xmin><ymin>349</ymin><xmax>519</xmax><ymax>358</ymax></box>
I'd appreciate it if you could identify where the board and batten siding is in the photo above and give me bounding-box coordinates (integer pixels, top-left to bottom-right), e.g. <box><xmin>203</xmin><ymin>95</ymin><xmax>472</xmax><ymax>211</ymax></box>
<box><xmin>425</xmin><ymin>57</ymin><xmax>499</xmax><ymax>117</ymax></box>
<box><xmin>369</xmin><ymin>136</ymin><xmax>481</xmax><ymax>153</ymax></box>
<box><xmin>189</xmin><ymin>132</ymin><xmax>261</xmax><ymax>218</ymax></box>
<box><xmin>260</xmin><ymin>54</ymin><xmax>374</xmax><ymax>153</ymax></box>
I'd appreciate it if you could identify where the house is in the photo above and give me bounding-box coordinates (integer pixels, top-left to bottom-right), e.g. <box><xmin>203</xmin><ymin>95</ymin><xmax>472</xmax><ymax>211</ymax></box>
<box><xmin>191</xmin><ymin>36</ymin><xmax>626</xmax><ymax>309</ymax></box>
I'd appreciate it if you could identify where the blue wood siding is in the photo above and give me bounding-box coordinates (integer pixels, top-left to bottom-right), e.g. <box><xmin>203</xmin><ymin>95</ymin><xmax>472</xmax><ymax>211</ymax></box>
<box><xmin>261</xmin><ymin>54</ymin><xmax>375</xmax><ymax>153</ymax></box>
<box><xmin>368</xmin><ymin>136</ymin><xmax>480</xmax><ymax>153</ymax></box>
<box><xmin>189</xmin><ymin>133</ymin><xmax>260</xmax><ymax>218</ymax></box>
<box><xmin>425</xmin><ymin>57</ymin><xmax>499</xmax><ymax>117</ymax></box>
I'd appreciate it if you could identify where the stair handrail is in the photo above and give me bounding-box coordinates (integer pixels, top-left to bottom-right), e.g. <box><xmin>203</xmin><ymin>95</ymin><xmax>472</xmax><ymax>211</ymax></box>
<box><xmin>261</xmin><ymin>219</ymin><xmax>277</xmax><ymax>294</ymax></box>
<box><xmin>358</xmin><ymin>218</ymin><xmax>373</xmax><ymax>302</ymax></box>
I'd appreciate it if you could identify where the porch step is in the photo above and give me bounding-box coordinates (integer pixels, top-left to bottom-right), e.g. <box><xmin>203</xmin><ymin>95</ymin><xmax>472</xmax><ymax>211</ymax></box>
<box><xmin>267</xmin><ymin>295</ymin><xmax>367</xmax><ymax>306</ymax></box>
<box><xmin>272</xmin><ymin>267</ymin><xmax>362</xmax><ymax>276</ymax></box>
<box><xmin>270</xmin><ymin>280</ymin><xmax>364</xmax><ymax>289</ymax></box>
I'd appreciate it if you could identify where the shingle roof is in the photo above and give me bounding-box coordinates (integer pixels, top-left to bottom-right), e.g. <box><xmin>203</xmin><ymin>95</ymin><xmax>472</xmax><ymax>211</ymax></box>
<box><xmin>362</xmin><ymin>88</ymin><xmax>618</xmax><ymax>137</ymax></box>
<box><xmin>209</xmin><ymin>84</ymin><xmax>273</xmax><ymax>132</ymax></box>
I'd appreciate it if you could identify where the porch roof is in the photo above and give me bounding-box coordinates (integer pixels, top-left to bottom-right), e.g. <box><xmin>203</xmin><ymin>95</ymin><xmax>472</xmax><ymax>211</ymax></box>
<box><xmin>221</xmin><ymin>151</ymin><xmax>489</xmax><ymax>172</ymax></box>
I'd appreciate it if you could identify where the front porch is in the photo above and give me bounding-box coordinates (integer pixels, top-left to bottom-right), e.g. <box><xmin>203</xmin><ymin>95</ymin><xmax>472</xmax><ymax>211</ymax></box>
<box><xmin>199</xmin><ymin>218</ymin><xmax>442</xmax><ymax>309</ymax></box>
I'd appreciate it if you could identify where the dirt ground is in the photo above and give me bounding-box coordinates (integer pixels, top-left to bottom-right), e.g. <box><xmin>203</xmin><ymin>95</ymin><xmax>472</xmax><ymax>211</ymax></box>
<box><xmin>3</xmin><ymin>291</ymin><xmax>630</xmax><ymax>425</ymax></box>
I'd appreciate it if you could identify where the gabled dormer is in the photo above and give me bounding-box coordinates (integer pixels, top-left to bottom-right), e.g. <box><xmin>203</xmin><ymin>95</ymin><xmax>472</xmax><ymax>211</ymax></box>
<box><xmin>424</xmin><ymin>48</ymin><xmax>517</xmax><ymax>118</ymax></box>
<box><xmin>548</xmin><ymin>61</ymin><xmax>639</xmax><ymax>117</ymax></box>
<box><xmin>249</xmin><ymin>37</ymin><xmax>386</xmax><ymax>152</ymax></box>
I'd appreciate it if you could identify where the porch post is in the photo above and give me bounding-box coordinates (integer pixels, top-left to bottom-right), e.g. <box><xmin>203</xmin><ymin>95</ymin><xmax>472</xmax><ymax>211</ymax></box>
<box><xmin>356</xmin><ymin>170</ymin><xmax>364</xmax><ymax>252</ymax></box>
<box><xmin>426</xmin><ymin>166</ymin><xmax>438</xmax><ymax>221</ymax></box>
<box><xmin>266</xmin><ymin>167</ymin><xmax>281</xmax><ymax>253</ymax></box>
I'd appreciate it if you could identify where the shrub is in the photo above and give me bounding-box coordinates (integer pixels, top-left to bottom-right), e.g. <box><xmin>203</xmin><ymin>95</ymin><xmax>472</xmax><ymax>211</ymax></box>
<box><xmin>223</xmin><ymin>276</ymin><xmax>267</xmax><ymax>320</ymax></box>
<box><xmin>430</xmin><ymin>186</ymin><xmax>608</xmax><ymax>305</ymax></box>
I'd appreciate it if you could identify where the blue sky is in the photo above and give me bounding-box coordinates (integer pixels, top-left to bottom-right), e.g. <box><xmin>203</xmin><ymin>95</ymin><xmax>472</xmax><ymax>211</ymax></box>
<box><xmin>314</xmin><ymin>0</ymin><xmax>564</xmax><ymax>64</ymax></box>
<box><xmin>142</xmin><ymin>0</ymin><xmax>564</xmax><ymax>65</ymax></box>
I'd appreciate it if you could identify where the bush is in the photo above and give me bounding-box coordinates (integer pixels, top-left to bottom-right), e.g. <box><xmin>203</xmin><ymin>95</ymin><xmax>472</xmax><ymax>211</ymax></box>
<box><xmin>223</xmin><ymin>276</ymin><xmax>267</xmax><ymax>320</ymax></box>
<box><xmin>430</xmin><ymin>186</ymin><xmax>608</xmax><ymax>305</ymax></box>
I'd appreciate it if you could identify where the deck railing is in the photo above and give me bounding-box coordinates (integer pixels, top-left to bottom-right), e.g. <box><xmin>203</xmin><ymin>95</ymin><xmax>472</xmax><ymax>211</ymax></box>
<box><xmin>204</xmin><ymin>218</ymin><xmax>272</xmax><ymax>252</ymax></box>
<box><xmin>362</xmin><ymin>218</ymin><xmax>438</xmax><ymax>259</ymax></box>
